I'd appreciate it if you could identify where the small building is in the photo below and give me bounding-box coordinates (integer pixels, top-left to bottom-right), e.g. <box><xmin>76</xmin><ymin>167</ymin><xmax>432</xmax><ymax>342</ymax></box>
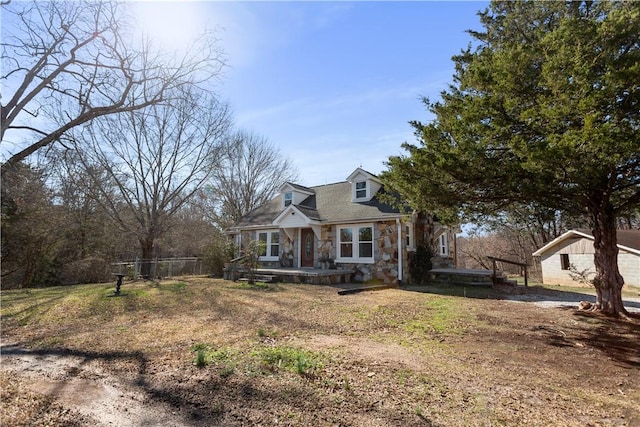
<box><xmin>532</xmin><ymin>229</ymin><xmax>640</xmax><ymax>287</ymax></box>
<box><xmin>226</xmin><ymin>168</ymin><xmax>455</xmax><ymax>285</ymax></box>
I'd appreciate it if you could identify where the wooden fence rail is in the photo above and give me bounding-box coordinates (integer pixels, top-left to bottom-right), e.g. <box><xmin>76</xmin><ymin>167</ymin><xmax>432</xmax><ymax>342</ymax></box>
<box><xmin>487</xmin><ymin>256</ymin><xmax>529</xmax><ymax>287</ymax></box>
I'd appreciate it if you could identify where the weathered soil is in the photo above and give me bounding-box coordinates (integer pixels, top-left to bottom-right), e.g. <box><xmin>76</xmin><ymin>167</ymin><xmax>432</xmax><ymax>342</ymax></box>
<box><xmin>2</xmin><ymin>279</ymin><xmax>639</xmax><ymax>426</ymax></box>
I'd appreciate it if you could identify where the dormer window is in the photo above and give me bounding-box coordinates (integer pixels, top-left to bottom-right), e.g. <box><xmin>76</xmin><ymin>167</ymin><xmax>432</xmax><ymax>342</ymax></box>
<box><xmin>355</xmin><ymin>181</ymin><xmax>367</xmax><ymax>199</ymax></box>
<box><xmin>347</xmin><ymin>168</ymin><xmax>381</xmax><ymax>203</ymax></box>
<box><xmin>279</xmin><ymin>183</ymin><xmax>315</xmax><ymax>209</ymax></box>
<box><xmin>284</xmin><ymin>192</ymin><xmax>293</xmax><ymax>207</ymax></box>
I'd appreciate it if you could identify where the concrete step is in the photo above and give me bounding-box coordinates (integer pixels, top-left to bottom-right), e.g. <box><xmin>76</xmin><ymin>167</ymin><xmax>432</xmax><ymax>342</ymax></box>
<box><xmin>238</xmin><ymin>274</ymin><xmax>277</xmax><ymax>283</ymax></box>
<box><xmin>427</xmin><ymin>280</ymin><xmax>493</xmax><ymax>287</ymax></box>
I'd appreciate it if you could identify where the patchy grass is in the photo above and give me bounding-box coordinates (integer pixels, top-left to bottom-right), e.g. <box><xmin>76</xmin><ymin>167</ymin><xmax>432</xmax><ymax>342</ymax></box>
<box><xmin>2</xmin><ymin>277</ymin><xmax>639</xmax><ymax>426</ymax></box>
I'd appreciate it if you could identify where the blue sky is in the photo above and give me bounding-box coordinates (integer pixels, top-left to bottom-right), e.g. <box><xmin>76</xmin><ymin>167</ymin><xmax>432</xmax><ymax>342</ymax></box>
<box><xmin>2</xmin><ymin>1</ymin><xmax>488</xmax><ymax>186</ymax></box>
<box><xmin>197</xmin><ymin>1</ymin><xmax>489</xmax><ymax>186</ymax></box>
<box><xmin>131</xmin><ymin>1</ymin><xmax>488</xmax><ymax>185</ymax></box>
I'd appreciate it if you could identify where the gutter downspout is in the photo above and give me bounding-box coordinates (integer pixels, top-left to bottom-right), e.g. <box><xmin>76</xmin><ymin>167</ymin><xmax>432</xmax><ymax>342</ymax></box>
<box><xmin>396</xmin><ymin>218</ymin><xmax>403</xmax><ymax>286</ymax></box>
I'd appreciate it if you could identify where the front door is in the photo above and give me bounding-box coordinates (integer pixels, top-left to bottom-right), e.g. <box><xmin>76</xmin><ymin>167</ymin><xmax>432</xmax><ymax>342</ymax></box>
<box><xmin>301</xmin><ymin>228</ymin><xmax>315</xmax><ymax>268</ymax></box>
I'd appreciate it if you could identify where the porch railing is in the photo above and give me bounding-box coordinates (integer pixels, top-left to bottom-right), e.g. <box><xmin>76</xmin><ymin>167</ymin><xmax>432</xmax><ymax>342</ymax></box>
<box><xmin>487</xmin><ymin>256</ymin><xmax>529</xmax><ymax>287</ymax></box>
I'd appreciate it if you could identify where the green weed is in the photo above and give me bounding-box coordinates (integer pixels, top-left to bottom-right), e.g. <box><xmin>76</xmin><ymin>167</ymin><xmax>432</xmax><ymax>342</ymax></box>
<box><xmin>404</xmin><ymin>298</ymin><xmax>466</xmax><ymax>336</ymax></box>
<box><xmin>170</xmin><ymin>282</ymin><xmax>188</xmax><ymax>292</ymax></box>
<box><xmin>190</xmin><ymin>343</ymin><xmax>236</xmax><ymax>368</ymax></box>
<box><xmin>194</xmin><ymin>349</ymin><xmax>209</xmax><ymax>367</ymax></box>
<box><xmin>252</xmin><ymin>346</ymin><xmax>323</xmax><ymax>375</ymax></box>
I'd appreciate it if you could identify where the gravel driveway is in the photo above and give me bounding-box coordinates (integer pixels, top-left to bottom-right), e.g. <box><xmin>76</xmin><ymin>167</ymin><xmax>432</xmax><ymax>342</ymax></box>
<box><xmin>504</xmin><ymin>290</ymin><xmax>640</xmax><ymax>313</ymax></box>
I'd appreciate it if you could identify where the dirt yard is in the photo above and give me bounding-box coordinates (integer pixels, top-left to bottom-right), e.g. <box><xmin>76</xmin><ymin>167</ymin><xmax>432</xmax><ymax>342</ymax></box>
<box><xmin>1</xmin><ymin>278</ymin><xmax>639</xmax><ymax>426</ymax></box>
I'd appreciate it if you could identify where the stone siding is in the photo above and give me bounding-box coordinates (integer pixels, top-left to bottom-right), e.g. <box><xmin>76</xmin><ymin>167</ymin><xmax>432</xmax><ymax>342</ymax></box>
<box><xmin>319</xmin><ymin>220</ymin><xmax>401</xmax><ymax>285</ymax></box>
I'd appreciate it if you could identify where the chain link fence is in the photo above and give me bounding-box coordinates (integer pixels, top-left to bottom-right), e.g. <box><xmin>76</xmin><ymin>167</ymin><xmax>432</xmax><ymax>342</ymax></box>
<box><xmin>111</xmin><ymin>257</ymin><xmax>203</xmax><ymax>279</ymax></box>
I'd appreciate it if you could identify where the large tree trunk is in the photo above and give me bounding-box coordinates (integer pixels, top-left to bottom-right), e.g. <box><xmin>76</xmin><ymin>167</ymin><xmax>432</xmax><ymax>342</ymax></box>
<box><xmin>139</xmin><ymin>237</ymin><xmax>155</xmax><ymax>279</ymax></box>
<box><xmin>590</xmin><ymin>202</ymin><xmax>626</xmax><ymax>315</ymax></box>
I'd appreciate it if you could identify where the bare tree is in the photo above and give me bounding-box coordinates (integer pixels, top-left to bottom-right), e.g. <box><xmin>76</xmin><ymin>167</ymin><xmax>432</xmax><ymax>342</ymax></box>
<box><xmin>71</xmin><ymin>90</ymin><xmax>231</xmax><ymax>276</ymax></box>
<box><xmin>207</xmin><ymin>130</ymin><xmax>299</xmax><ymax>228</ymax></box>
<box><xmin>1</xmin><ymin>0</ymin><xmax>224</xmax><ymax>173</ymax></box>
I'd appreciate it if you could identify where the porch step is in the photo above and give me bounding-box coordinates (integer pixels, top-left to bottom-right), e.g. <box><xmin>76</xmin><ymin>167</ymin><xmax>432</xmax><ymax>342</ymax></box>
<box><xmin>238</xmin><ymin>274</ymin><xmax>277</xmax><ymax>283</ymax></box>
<box><xmin>428</xmin><ymin>268</ymin><xmax>498</xmax><ymax>287</ymax></box>
<box><xmin>496</xmin><ymin>277</ymin><xmax>518</xmax><ymax>286</ymax></box>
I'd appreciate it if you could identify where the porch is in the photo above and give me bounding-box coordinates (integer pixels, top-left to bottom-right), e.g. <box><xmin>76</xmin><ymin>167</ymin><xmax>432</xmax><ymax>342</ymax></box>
<box><xmin>224</xmin><ymin>266</ymin><xmax>355</xmax><ymax>286</ymax></box>
<box><xmin>428</xmin><ymin>268</ymin><xmax>517</xmax><ymax>286</ymax></box>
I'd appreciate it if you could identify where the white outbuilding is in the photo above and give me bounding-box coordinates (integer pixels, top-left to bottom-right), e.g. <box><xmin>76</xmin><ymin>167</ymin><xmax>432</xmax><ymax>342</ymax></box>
<box><xmin>532</xmin><ymin>229</ymin><xmax>640</xmax><ymax>288</ymax></box>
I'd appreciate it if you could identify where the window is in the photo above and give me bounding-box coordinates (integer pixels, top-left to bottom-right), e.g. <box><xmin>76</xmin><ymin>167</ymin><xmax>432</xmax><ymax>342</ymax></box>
<box><xmin>337</xmin><ymin>225</ymin><xmax>374</xmax><ymax>262</ymax></box>
<box><xmin>355</xmin><ymin>181</ymin><xmax>367</xmax><ymax>199</ymax></box>
<box><xmin>560</xmin><ymin>254</ymin><xmax>570</xmax><ymax>270</ymax></box>
<box><xmin>439</xmin><ymin>233</ymin><xmax>448</xmax><ymax>256</ymax></box>
<box><xmin>270</xmin><ymin>232</ymin><xmax>279</xmax><ymax>257</ymax></box>
<box><xmin>405</xmin><ymin>224</ymin><xmax>413</xmax><ymax>248</ymax></box>
<box><xmin>284</xmin><ymin>192</ymin><xmax>292</xmax><ymax>207</ymax></box>
<box><xmin>258</xmin><ymin>230</ymin><xmax>280</xmax><ymax>260</ymax></box>
<box><xmin>359</xmin><ymin>226</ymin><xmax>373</xmax><ymax>258</ymax></box>
<box><xmin>340</xmin><ymin>228</ymin><xmax>353</xmax><ymax>258</ymax></box>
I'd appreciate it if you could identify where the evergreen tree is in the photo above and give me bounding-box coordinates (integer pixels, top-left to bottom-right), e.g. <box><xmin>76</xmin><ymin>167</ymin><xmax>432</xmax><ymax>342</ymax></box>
<box><xmin>383</xmin><ymin>1</ymin><xmax>640</xmax><ymax>314</ymax></box>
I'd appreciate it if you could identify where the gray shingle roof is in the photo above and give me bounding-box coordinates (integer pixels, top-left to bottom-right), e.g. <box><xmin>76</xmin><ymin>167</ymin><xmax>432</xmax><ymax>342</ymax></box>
<box><xmin>234</xmin><ymin>181</ymin><xmax>402</xmax><ymax>228</ymax></box>
<box><xmin>283</xmin><ymin>182</ymin><xmax>315</xmax><ymax>194</ymax></box>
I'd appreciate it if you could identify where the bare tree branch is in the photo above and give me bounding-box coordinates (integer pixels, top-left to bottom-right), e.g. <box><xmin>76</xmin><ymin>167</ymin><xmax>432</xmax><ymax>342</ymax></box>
<box><xmin>68</xmin><ymin>89</ymin><xmax>231</xmax><ymax>273</ymax></box>
<box><xmin>206</xmin><ymin>130</ymin><xmax>300</xmax><ymax>228</ymax></box>
<box><xmin>1</xmin><ymin>0</ymin><xmax>225</xmax><ymax>175</ymax></box>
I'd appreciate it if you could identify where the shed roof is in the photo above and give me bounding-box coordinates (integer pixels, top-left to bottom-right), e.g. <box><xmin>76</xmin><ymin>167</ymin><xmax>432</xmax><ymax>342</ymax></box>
<box><xmin>532</xmin><ymin>229</ymin><xmax>640</xmax><ymax>257</ymax></box>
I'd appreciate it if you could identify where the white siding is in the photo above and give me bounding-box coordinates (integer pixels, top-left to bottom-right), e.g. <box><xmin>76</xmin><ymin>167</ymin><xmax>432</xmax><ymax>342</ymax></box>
<box><xmin>619</xmin><ymin>253</ymin><xmax>640</xmax><ymax>287</ymax></box>
<box><xmin>279</xmin><ymin>210</ymin><xmax>308</xmax><ymax>228</ymax></box>
<box><xmin>539</xmin><ymin>253</ymin><xmax>595</xmax><ymax>286</ymax></box>
<box><xmin>539</xmin><ymin>236</ymin><xmax>640</xmax><ymax>287</ymax></box>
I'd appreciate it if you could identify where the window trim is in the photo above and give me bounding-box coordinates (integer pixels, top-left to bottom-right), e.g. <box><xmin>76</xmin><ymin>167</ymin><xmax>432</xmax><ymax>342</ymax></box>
<box><xmin>438</xmin><ymin>232</ymin><xmax>448</xmax><ymax>256</ymax></box>
<box><xmin>405</xmin><ymin>224</ymin><xmax>414</xmax><ymax>250</ymax></box>
<box><xmin>336</xmin><ymin>224</ymin><xmax>374</xmax><ymax>264</ymax></box>
<box><xmin>283</xmin><ymin>192</ymin><xmax>292</xmax><ymax>207</ymax></box>
<box><xmin>354</xmin><ymin>181</ymin><xmax>367</xmax><ymax>200</ymax></box>
<box><xmin>560</xmin><ymin>253</ymin><xmax>570</xmax><ymax>270</ymax></box>
<box><xmin>257</xmin><ymin>229</ymin><xmax>280</xmax><ymax>261</ymax></box>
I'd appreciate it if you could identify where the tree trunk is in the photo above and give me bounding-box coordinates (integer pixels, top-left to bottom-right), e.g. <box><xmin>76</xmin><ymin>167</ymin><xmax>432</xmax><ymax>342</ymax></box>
<box><xmin>590</xmin><ymin>202</ymin><xmax>626</xmax><ymax>315</ymax></box>
<box><xmin>139</xmin><ymin>237</ymin><xmax>155</xmax><ymax>279</ymax></box>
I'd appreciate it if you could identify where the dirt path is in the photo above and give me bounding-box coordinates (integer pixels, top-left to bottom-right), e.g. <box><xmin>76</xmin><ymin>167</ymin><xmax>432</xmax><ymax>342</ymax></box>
<box><xmin>1</xmin><ymin>343</ymin><xmax>187</xmax><ymax>426</ymax></box>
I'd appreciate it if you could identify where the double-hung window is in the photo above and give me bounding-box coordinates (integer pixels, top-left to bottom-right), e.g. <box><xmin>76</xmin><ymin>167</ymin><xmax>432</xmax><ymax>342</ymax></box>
<box><xmin>284</xmin><ymin>192</ymin><xmax>292</xmax><ymax>207</ymax></box>
<box><xmin>355</xmin><ymin>181</ymin><xmax>367</xmax><ymax>199</ymax></box>
<box><xmin>337</xmin><ymin>224</ymin><xmax>374</xmax><ymax>263</ymax></box>
<box><xmin>258</xmin><ymin>230</ymin><xmax>280</xmax><ymax>260</ymax></box>
<box><xmin>439</xmin><ymin>233</ymin><xmax>448</xmax><ymax>256</ymax></box>
<box><xmin>405</xmin><ymin>224</ymin><xmax>413</xmax><ymax>249</ymax></box>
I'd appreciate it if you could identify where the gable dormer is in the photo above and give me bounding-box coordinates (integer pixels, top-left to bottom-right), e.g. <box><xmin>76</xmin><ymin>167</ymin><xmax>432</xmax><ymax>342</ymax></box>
<box><xmin>346</xmin><ymin>168</ymin><xmax>382</xmax><ymax>202</ymax></box>
<box><xmin>278</xmin><ymin>182</ymin><xmax>315</xmax><ymax>209</ymax></box>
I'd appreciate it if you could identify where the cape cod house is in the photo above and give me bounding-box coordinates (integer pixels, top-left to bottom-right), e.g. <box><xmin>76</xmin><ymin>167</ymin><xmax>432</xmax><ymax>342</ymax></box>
<box><xmin>226</xmin><ymin>168</ymin><xmax>455</xmax><ymax>285</ymax></box>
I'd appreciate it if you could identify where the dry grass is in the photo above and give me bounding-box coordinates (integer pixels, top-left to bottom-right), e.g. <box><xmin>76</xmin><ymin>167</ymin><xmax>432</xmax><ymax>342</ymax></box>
<box><xmin>2</xmin><ymin>277</ymin><xmax>639</xmax><ymax>426</ymax></box>
<box><xmin>0</xmin><ymin>371</ymin><xmax>90</xmax><ymax>426</ymax></box>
